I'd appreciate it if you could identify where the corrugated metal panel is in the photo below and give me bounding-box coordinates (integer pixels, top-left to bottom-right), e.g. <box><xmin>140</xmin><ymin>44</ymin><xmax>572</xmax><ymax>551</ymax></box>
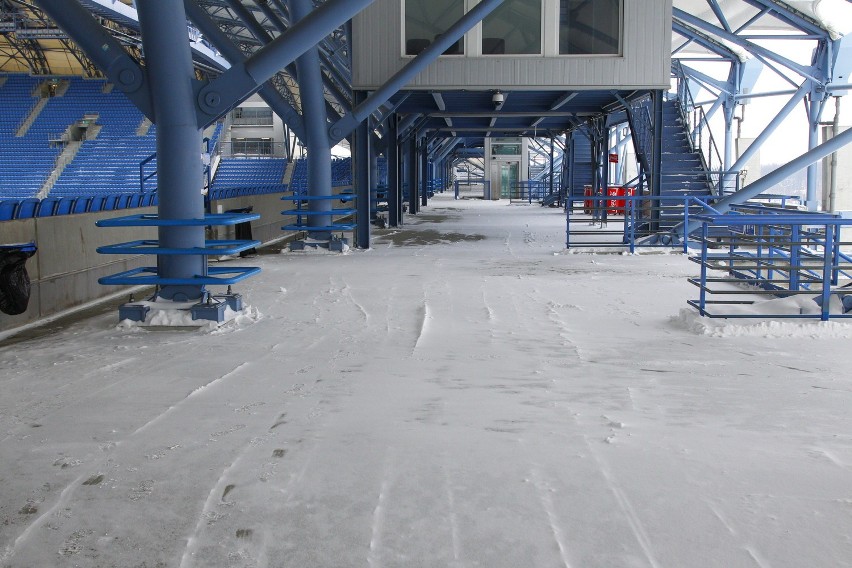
<box><xmin>353</xmin><ymin>0</ymin><xmax>672</xmax><ymax>90</ymax></box>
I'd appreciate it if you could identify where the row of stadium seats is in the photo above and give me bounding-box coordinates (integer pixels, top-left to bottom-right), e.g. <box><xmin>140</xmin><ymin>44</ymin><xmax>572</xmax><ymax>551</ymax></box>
<box><xmin>0</xmin><ymin>193</ymin><xmax>158</xmax><ymax>221</ymax></box>
<box><xmin>212</xmin><ymin>157</ymin><xmax>286</xmax><ymax>189</ymax></box>
<box><xmin>286</xmin><ymin>157</ymin><xmax>353</xmax><ymax>195</ymax></box>
<box><xmin>209</xmin><ymin>184</ymin><xmax>288</xmax><ymax>200</ymax></box>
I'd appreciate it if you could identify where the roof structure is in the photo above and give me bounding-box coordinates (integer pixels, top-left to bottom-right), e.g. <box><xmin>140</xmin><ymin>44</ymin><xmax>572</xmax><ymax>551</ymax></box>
<box><xmin>0</xmin><ymin>0</ymin><xmax>849</xmax><ymax>143</ymax></box>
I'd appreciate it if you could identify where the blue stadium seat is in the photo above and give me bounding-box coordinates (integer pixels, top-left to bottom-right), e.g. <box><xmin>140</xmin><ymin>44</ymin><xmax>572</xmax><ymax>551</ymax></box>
<box><xmin>16</xmin><ymin>198</ymin><xmax>39</xmax><ymax>219</ymax></box>
<box><xmin>56</xmin><ymin>197</ymin><xmax>76</xmax><ymax>216</ymax></box>
<box><xmin>0</xmin><ymin>200</ymin><xmax>18</xmax><ymax>221</ymax></box>
<box><xmin>36</xmin><ymin>197</ymin><xmax>60</xmax><ymax>217</ymax></box>
<box><xmin>73</xmin><ymin>197</ymin><xmax>92</xmax><ymax>214</ymax></box>
<box><xmin>89</xmin><ymin>196</ymin><xmax>107</xmax><ymax>212</ymax></box>
<box><xmin>104</xmin><ymin>195</ymin><xmax>120</xmax><ymax>210</ymax></box>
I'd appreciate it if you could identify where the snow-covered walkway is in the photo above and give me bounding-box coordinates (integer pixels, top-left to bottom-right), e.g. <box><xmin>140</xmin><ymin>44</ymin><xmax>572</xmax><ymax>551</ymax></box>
<box><xmin>2</xmin><ymin>195</ymin><xmax>851</xmax><ymax>567</ymax></box>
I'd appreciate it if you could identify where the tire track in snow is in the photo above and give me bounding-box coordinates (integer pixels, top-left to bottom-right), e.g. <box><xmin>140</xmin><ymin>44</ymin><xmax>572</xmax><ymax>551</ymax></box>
<box><xmin>745</xmin><ymin>546</ymin><xmax>773</xmax><ymax>568</ymax></box>
<box><xmin>368</xmin><ymin>457</ymin><xmax>394</xmax><ymax>568</ymax></box>
<box><xmin>0</xmin><ymin>358</ymin><xmax>141</xmax><ymax>446</ymax></box>
<box><xmin>576</xmin><ymin>423</ymin><xmax>661</xmax><ymax>568</ymax></box>
<box><xmin>481</xmin><ymin>286</ymin><xmax>496</xmax><ymax>324</ymax></box>
<box><xmin>0</xmin><ymin>472</ymin><xmax>88</xmax><ymax>563</ymax></box>
<box><xmin>133</xmin><ymin>362</ymin><xmax>250</xmax><ymax>436</ymax></box>
<box><xmin>705</xmin><ymin>499</ymin><xmax>771</xmax><ymax>568</ymax></box>
<box><xmin>178</xmin><ymin>455</ymin><xmax>247</xmax><ymax>568</ymax></box>
<box><xmin>412</xmin><ymin>290</ymin><xmax>432</xmax><ymax>354</ymax></box>
<box><xmin>341</xmin><ymin>279</ymin><xmax>370</xmax><ymax>324</ymax></box>
<box><xmin>530</xmin><ymin>467</ymin><xmax>573</xmax><ymax>568</ymax></box>
<box><xmin>444</xmin><ymin>466</ymin><xmax>461</xmax><ymax>563</ymax></box>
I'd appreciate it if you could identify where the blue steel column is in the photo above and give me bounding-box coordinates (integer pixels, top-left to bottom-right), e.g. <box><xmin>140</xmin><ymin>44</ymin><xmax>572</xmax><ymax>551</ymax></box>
<box><xmin>806</xmin><ymin>88</ymin><xmax>824</xmax><ymax>211</ymax></box>
<box><xmin>549</xmin><ymin>136</ymin><xmax>555</xmax><ymax>195</ymax></box>
<box><xmin>650</xmin><ymin>91</ymin><xmax>663</xmax><ymax>198</ymax></box>
<box><xmin>137</xmin><ymin>0</ymin><xmax>205</xmax><ymax>301</ymax></box>
<box><xmin>420</xmin><ymin>138</ymin><xmax>429</xmax><ymax>207</ymax></box>
<box><xmin>408</xmin><ymin>136</ymin><xmax>419</xmax><ymax>214</ymax></box>
<box><xmin>723</xmin><ymin>93</ymin><xmax>735</xmax><ymax>191</ymax></box>
<box><xmin>723</xmin><ymin>62</ymin><xmax>740</xmax><ymax>179</ymax></box>
<box><xmin>354</xmin><ymin>91</ymin><xmax>372</xmax><ymax>248</ymax></box>
<box><xmin>370</xmin><ymin>146</ymin><xmax>379</xmax><ymax>219</ymax></box>
<box><xmin>387</xmin><ymin>115</ymin><xmax>400</xmax><ymax>226</ymax></box>
<box><xmin>289</xmin><ymin>0</ymin><xmax>333</xmax><ymax>239</ymax></box>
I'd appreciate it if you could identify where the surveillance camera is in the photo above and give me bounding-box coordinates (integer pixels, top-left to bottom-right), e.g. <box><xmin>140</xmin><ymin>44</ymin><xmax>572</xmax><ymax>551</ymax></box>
<box><xmin>492</xmin><ymin>91</ymin><xmax>504</xmax><ymax>108</ymax></box>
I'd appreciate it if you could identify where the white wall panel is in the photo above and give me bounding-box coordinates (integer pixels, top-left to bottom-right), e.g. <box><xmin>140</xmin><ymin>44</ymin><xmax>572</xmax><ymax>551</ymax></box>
<box><xmin>353</xmin><ymin>0</ymin><xmax>672</xmax><ymax>90</ymax></box>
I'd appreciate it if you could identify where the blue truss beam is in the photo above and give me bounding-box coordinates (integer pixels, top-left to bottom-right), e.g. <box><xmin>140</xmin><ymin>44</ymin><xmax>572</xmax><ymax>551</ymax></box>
<box><xmin>679</xmin><ymin>63</ymin><xmax>735</xmax><ymax>95</ymax></box>
<box><xmin>679</xmin><ymin>125</ymin><xmax>852</xmax><ymax>235</ymax></box>
<box><xmin>705</xmin><ymin>0</ymin><xmax>732</xmax><ymax>32</ymax></box>
<box><xmin>741</xmin><ymin>0</ymin><xmax>826</xmax><ymax>37</ymax></box>
<box><xmin>672</xmin><ymin>21</ymin><xmax>739</xmax><ymax>62</ymax></box>
<box><xmin>183</xmin><ymin>0</ymin><xmax>306</xmax><ymax>140</ymax></box>
<box><xmin>195</xmin><ymin>0</ymin><xmax>375</xmax><ymax>127</ymax></box>
<box><xmin>673</xmin><ymin>8</ymin><xmax>823</xmax><ymax>84</ymax></box>
<box><xmin>255</xmin><ymin>0</ymin><xmax>353</xmax><ymax>113</ymax></box>
<box><xmin>221</xmin><ymin>0</ymin><xmax>349</xmax><ymax>116</ymax></box>
<box><xmin>34</xmin><ymin>0</ymin><xmax>153</xmax><ymax>119</ymax></box>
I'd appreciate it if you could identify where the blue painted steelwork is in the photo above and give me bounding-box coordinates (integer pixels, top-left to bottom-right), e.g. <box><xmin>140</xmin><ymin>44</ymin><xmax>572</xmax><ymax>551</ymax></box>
<box><xmin>35</xmin><ymin>0</ymin><xmax>152</xmax><ymax>120</ymax></box>
<box><xmin>99</xmin><ymin>266</ymin><xmax>261</xmax><ymax>287</ymax></box>
<box><xmin>328</xmin><ymin>0</ymin><xmax>506</xmax><ymax>143</ymax></box>
<box><xmin>194</xmin><ymin>0</ymin><xmax>376</xmax><ymax>126</ymax></box>
<box><xmin>420</xmin><ymin>138</ymin><xmax>429</xmax><ymax>208</ymax></box>
<box><xmin>680</xmin><ymin>123</ymin><xmax>852</xmax><ymax>236</ymax></box>
<box><xmin>280</xmin><ymin>194</ymin><xmax>356</xmax><ymax>238</ymax></box>
<box><xmin>354</xmin><ymin>90</ymin><xmax>371</xmax><ymax>248</ymax></box>
<box><xmin>674</xmin><ymin>8</ymin><xmax>823</xmax><ymax>84</ymax></box>
<box><xmin>252</xmin><ymin>0</ymin><xmax>352</xmax><ymax>114</ymax></box>
<box><xmin>407</xmin><ymin>136</ymin><xmax>418</xmax><ymax>214</ymax></box>
<box><xmin>135</xmin><ymin>0</ymin><xmax>208</xmax><ymax>301</ymax></box>
<box><xmin>687</xmin><ymin>212</ymin><xmax>852</xmax><ymax>321</ymax></box>
<box><xmin>182</xmin><ymin>0</ymin><xmax>306</xmax><ymax>142</ymax></box>
<box><xmin>566</xmin><ymin>193</ymin><xmax>721</xmax><ymax>253</ymax></box>
<box><xmin>289</xmin><ymin>0</ymin><xmax>335</xmax><ymax>241</ymax></box>
<box><xmin>730</xmin><ymin>82</ymin><xmax>810</xmax><ymax>176</ymax></box>
<box><xmin>97</xmin><ymin>239</ymin><xmax>260</xmax><ymax>256</ymax></box>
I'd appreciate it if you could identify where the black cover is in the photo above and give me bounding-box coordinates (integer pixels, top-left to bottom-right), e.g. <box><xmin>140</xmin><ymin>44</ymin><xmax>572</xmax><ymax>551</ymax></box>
<box><xmin>0</xmin><ymin>247</ymin><xmax>36</xmax><ymax>316</ymax></box>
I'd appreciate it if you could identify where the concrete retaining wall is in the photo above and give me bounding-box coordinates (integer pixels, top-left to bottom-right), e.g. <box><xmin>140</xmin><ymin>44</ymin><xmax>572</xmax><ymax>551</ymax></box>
<box><xmin>0</xmin><ymin>189</ymin><xmax>316</xmax><ymax>334</ymax></box>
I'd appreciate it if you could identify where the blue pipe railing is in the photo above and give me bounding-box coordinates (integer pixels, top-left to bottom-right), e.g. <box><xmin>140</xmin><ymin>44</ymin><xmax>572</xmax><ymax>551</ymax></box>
<box><xmin>566</xmin><ymin>192</ymin><xmax>725</xmax><ymax>253</ymax></box>
<box><xmin>687</xmin><ymin>213</ymin><xmax>852</xmax><ymax>320</ymax></box>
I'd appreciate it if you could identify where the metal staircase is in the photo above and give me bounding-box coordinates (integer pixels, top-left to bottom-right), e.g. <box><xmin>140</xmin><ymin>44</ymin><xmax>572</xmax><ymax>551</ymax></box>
<box><xmin>624</xmin><ymin>95</ymin><xmax>717</xmax><ymax>234</ymax></box>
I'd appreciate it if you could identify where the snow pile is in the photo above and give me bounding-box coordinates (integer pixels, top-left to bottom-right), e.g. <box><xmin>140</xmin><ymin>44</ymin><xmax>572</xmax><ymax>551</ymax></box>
<box><xmin>211</xmin><ymin>305</ymin><xmax>263</xmax><ymax>334</ymax></box>
<box><xmin>116</xmin><ymin>298</ymin><xmax>261</xmax><ymax>332</ymax></box>
<box><xmin>671</xmin><ymin>293</ymin><xmax>852</xmax><ymax>338</ymax></box>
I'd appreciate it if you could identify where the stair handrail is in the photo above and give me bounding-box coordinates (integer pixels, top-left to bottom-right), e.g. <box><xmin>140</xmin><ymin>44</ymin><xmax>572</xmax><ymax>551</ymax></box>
<box><xmin>626</xmin><ymin>98</ymin><xmax>654</xmax><ymax>178</ymax></box>
<box><xmin>139</xmin><ymin>152</ymin><xmax>157</xmax><ymax>193</ymax></box>
<box><xmin>672</xmin><ymin>61</ymin><xmax>726</xmax><ymax>194</ymax></box>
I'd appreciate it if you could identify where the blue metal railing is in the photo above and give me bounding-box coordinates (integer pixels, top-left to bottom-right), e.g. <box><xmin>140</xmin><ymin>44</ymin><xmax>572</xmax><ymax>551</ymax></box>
<box><xmin>687</xmin><ymin>212</ymin><xmax>852</xmax><ymax>320</ymax></box>
<box><xmin>566</xmin><ymin>190</ymin><xmax>724</xmax><ymax>252</ymax></box>
<box><xmin>671</xmin><ymin>62</ymin><xmax>737</xmax><ymax>195</ymax></box>
<box><xmin>508</xmin><ymin>180</ymin><xmax>550</xmax><ymax>203</ymax></box>
<box><xmin>139</xmin><ymin>152</ymin><xmax>157</xmax><ymax>193</ymax></box>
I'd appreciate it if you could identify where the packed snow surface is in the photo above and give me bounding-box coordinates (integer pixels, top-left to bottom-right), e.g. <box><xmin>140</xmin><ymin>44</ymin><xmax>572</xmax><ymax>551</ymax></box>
<box><xmin>2</xmin><ymin>195</ymin><xmax>851</xmax><ymax>567</ymax></box>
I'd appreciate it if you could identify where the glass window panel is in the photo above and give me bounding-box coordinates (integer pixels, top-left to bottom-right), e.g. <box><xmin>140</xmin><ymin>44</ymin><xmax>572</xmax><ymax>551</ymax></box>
<box><xmin>492</xmin><ymin>144</ymin><xmax>522</xmax><ymax>155</ymax></box>
<box><xmin>405</xmin><ymin>0</ymin><xmax>464</xmax><ymax>55</ymax></box>
<box><xmin>233</xmin><ymin>138</ymin><xmax>273</xmax><ymax>155</ymax></box>
<box><xmin>232</xmin><ymin>107</ymin><xmax>274</xmax><ymax>126</ymax></box>
<box><xmin>559</xmin><ymin>0</ymin><xmax>620</xmax><ymax>55</ymax></box>
<box><xmin>482</xmin><ymin>0</ymin><xmax>541</xmax><ymax>55</ymax></box>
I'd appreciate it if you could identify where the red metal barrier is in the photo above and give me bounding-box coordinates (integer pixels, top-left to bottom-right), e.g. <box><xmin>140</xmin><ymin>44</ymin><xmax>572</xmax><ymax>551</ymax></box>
<box><xmin>606</xmin><ymin>186</ymin><xmax>635</xmax><ymax>215</ymax></box>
